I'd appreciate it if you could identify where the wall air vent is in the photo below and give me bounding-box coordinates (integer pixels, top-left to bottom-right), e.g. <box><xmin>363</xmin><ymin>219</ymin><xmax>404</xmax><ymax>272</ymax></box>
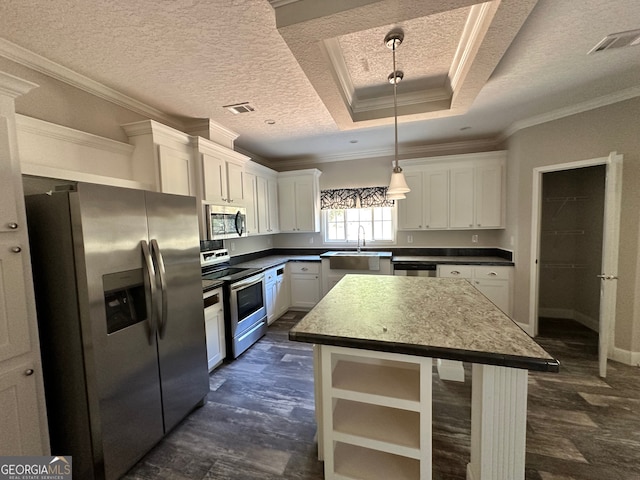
<box><xmin>223</xmin><ymin>102</ymin><xmax>255</xmax><ymax>114</ymax></box>
<box><xmin>588</xmin><ymin>28</ymin><xmax>640</xmax><ymax>54</ymax></box>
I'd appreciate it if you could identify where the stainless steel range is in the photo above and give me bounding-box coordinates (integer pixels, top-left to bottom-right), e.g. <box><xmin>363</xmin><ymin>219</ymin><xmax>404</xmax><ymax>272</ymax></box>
<box><xmin>201</xmin><ymin>248</ymin><xmax>267</xmax><ymax>358</ymax></box>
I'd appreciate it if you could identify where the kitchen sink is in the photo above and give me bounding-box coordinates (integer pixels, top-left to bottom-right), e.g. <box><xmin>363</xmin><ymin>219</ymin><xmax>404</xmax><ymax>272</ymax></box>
<box><xmin>328</xmin><ymin>252</ymin><xmax>381</xmax><ymax>271</ymax></box>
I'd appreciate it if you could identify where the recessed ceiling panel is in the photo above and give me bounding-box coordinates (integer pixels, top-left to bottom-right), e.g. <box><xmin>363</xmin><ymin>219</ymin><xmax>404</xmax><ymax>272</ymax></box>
<box><xmin>274</xmin><ymin>0</ymin><xmax>540</xmax><ymax>130</ymax></box>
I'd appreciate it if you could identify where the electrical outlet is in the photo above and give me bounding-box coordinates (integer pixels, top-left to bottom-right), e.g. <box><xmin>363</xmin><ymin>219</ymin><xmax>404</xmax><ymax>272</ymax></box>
<box><xmin>309</xmin><ymin>236</ymin><xmax>314</xmax><ymax>244</ymax></box>
<box><xmin>472</xmin><ymin>234</ymin><xmax>478</xmax><ymax>243</ymax></box>
<box><xmin>407</xmin><ymin>234</ymin><xmax>413</xmax><ymax>244</ymax></box>
<box><xmin>230</xmin><ymin>242</ymin><xmax>236</xmax><ymax>252</ymax></box>
<box><xmin>267</xmin><ymin>237</ymin><xmax>272</xmax><ymax>246</ymax></box>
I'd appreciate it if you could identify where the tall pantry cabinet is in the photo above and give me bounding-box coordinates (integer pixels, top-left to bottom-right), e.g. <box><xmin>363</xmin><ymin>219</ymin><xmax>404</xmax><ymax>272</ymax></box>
<box><xmin>0</xmin><ymin>72</ymin><xmax>50</xmax><ymax>456</ymax></box>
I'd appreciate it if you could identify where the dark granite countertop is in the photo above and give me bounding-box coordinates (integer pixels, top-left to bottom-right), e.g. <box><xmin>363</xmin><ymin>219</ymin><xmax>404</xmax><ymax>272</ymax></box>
<box><xmin>233</xmin><ymin>255</ymin><xmax>321</xmax><ymax>271</ymax></box>
<box><xmin>289</xmin><ymin>275</ymin><xmax>559</xmax><ymax>372</ymax></box>
<box><xmin>392</xmin><ymin>255</ymin><xmax>514</xmax><ymax>266</ymax></box>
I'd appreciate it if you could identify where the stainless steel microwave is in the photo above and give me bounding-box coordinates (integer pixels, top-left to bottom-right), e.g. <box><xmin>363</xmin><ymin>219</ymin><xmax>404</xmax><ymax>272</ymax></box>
<box><xmin>206</xmin><ymin>205</ymin><xmax>246</xmax><ymax>240</ymax></box>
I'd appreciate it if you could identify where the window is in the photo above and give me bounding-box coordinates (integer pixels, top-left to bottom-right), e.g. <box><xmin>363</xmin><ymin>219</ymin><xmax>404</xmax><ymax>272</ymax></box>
<box><xmin>324</xmin><ymin>206</ymin><xmax>395</xmax><ymax>243</ymax></box>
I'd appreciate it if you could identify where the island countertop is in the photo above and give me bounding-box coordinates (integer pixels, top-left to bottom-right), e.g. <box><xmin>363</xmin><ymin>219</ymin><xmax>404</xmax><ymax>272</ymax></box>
<box><xmin>289</xmin><ymin>275</ymin><xmax>559</xmax><ymax>372</ymax></box>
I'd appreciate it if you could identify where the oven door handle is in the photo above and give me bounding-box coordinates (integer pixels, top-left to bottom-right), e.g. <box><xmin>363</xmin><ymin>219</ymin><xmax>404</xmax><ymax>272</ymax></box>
<box><xmin>230</xmin><ymin>274</ymin><xmax>264</xmax><ymax>291</ymax></box>
<box><xmin>141</xmin><ymin>240</ymin><xmax>157</xmax><ymax>345</ymax></box>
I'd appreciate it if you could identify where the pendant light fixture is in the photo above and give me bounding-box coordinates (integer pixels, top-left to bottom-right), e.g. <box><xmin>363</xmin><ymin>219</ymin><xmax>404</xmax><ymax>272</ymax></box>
<box><xmin>385</xmin><ymin>30</ymin><xmax>410</xmax><ymax>200</ymax></box>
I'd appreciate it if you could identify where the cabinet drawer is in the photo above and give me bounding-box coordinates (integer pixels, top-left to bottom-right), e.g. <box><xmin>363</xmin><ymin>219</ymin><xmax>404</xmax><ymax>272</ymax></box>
<box><xmin>289</xmin><ymin>262</ymin><xmax>320</xmax><ymax>275</ymax></box>
<box><xmin>437</xmin><ymin>265</ymin><xmax>472</xmax><ymax>279</ymax></box>
<box><xmin>473</xmin><ymin>266</ymin><xmax>511</xmax><ymax>280</ymax></box>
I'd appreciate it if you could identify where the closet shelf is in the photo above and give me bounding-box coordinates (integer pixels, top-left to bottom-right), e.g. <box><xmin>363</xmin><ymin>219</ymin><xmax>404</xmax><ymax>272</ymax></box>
<box><xmin>544</xmin><ymin>196</ymin><xmax>589</xmax><ymax>202</ymax></box>
<box><xmin>542</xmin><ymin>229</ymin><xmax>585</xmax><ymax>236</ymax></box>
<box><xmin>540</xmin><ymin>263</ymin><xmax>588</xmax><ymax>269</ymax></box>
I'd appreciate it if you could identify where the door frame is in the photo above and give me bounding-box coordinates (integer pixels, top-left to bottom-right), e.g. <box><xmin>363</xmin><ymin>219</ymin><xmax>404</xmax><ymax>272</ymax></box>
<box><xmin>528</xmin><ymin>152</ymin><xmax>623</xmax><ymax>371</ymax></box>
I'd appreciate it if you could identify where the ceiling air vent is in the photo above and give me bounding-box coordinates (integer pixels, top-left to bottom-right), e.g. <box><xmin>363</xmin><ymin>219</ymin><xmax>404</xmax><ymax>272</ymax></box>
<box><xmin>588</xmin><ymin>28</ymin><xmax>640</xmax><ymax>54</ymax></box>
<box><xmin>223</xmin><ymin>102</ymin><xmax>255</xmax><ymax>114</ymax></box>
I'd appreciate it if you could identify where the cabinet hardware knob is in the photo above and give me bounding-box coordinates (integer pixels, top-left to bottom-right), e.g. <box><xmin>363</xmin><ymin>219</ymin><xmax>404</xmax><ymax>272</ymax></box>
<box><xmin>469</xmin><ymin>224</ymin><xmax>473</xmax><ymax>227</ymax></box>
<box><xmin>24</xmin><ymin>369</ymin><xmax>34</xmax><ymax>376</ymax></box>
<box><xmin>382</xmin><ymin>326</ymin><xmax>388</xmax><ymax>333</ymax></box>
<box><xmin>11</xmin><ymin>246</ymin><xmax>22</xmax><ymax>253</ymax></box>
<box><xmin>8</xmin><ymin>222</ymin><xmax>18</xmax><ymax>229</ymax></box>
<box><xmin>301</xmin><ymin>267</ymin><xmax>308</xmax><ymax>271</ymax></box>
<box><xmin>425</xmin><ymin>225</ymin><xmax>429</xmax><ymax>228</ymax></box>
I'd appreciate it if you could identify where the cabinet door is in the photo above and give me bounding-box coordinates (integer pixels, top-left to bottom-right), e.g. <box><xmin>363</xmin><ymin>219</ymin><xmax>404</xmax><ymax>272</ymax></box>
<box><xmin>256</xmin><ymin>176</ymin><xmax>270</xmax><ymax>233</ymax></box>
<box><xmin>0</xmin><ymin>119</ymin><xmax>19</xmax><ymax>232</ymax></box>
<box><xmin>202</xmin><ymin>153</ymin><xmax>227</xmax><ymax>204</ymax></box>
<box><xmin>226</xmin><ymin>161</ymin><xmax>245</xmax><ymax>205</ymax></box>
<box><xmin>205</xmin><ymin>302</ymin><xmax>225</xmax><ymax>371</ymax></box>
<box><xmin>449</xmin><ymin>167</ymin><xmax>474</xmax><ymax>228</ymax></box>
<box><xmin>275</xmin><ymin>274</ymin><xmax>290</xmax><ymax>317</ymax></box>
<box><xmin>278</xmin><ymin>180</ymin><xmax>297</xmax><ymax>232</ymax></box>
<box><xmin>267</xmin><ymin>178</ymin><xmax>280</xmax><ymax>233</ymax></box>
<box><xmin>158</xmin><ymin>145</ymin><xmax>193</xmax><ymax>196</ymax></box>
<box><xmin>290</xmin><ymin>274</ymin><xmax>321</xmax><ymax>308</ymax></box>
<box><xmin>475</xmin><ymin>164</ymin><xmax>503</xmax><ymax>228</ymax></box>
<box><xmin>0</xmin><ymin>237</ymin><xmax>31</xmax><ymax>362</ymax></box>
<box><xmin>424</xmin><ymin>169</ymin><xmax>449</xmax><ymax>229</ymax></box>
<box><xmin>397</xmin><ymin>171</ymin><xmax>423</xmax><ymax>230</ymax></box>
<box><xmin>473</xmin><ymin>279</ymin><xmax>510</xmax><ymax>315</ymax></box>
<box><xmin>0</xmin><ymin>362</ymin><xmax>46</xmax><ymax>455</ymax></box>
<box><xmin>294</xmin><ymin>178</ymin><xmax>316</xmax><ymax>232</ymax></box>
<box><xmin>243</xmin><ymin>172</ymin><xmax>258</xmax><ymax>235</ymax></box>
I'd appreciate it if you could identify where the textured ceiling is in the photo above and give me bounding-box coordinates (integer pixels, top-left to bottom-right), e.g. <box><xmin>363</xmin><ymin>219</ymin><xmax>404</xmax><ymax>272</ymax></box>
<box><xmin>0</xmin><ymin>0</ymin><xmax>639</xmax><ymax>163</ymax></box>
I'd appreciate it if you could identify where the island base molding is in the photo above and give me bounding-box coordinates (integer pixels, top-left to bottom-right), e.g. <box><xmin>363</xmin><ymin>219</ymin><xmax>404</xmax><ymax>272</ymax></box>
<box><xmin>314</xmin><ymin>345</ymin><xmax>529</xmax><ymax>480</ymax></box>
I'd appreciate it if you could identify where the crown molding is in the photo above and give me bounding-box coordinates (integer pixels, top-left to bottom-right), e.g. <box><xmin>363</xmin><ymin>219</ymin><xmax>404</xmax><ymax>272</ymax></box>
<box><xmin>16</xmin><ymin>114</ymin><xmax>135</xmax><ymax>155</ymax></box>
<box><xmin>270</xmin><ymin>137</ymin><xmax>500</xmax><ymax>168</ymax></box>
<box><xmin>0</xmin><ymin>38</ymin><xmax>182</xmax><ymax>129</ymax></box>
<box><xmin>0</xmin><ymin>70</ymin><xmax>38</xmax><ymax>98</ymax></box>
<box><xmin>499</xmin><ymin>84</ymin><xmax>640</xmax><ymax>141</ymax></box>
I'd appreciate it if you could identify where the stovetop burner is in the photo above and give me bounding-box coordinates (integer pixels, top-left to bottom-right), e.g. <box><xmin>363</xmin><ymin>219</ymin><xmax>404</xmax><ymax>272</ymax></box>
<box><xmin>202</xmin><ymin>267</ymin><xmax>250</xmax><ymax>280</ymax></box>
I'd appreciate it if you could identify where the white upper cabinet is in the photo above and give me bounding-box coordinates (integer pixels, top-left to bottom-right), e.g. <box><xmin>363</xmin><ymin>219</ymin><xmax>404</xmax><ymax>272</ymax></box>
<box><xmin>245</xmin><ymin>162</ymin><xmax>279</xmax><ymax>235</ymax></box>
<box><xmin>123</xmin><ymin>120</ymin><xmax>196</xmax><ymax>196</ymax></box>
<box><xmin>399</xmin><ymin>151</ymin><xmax>506</xmax><ymax>230</ymax></box>
<box><xmin>198</xmin><ymin>139</ymin><xmax>248</xmax><ymax>207</ymax></box>
<box><xmin>243</xmin><ymin>171</ymin><xmax>259</xmax><ymax>235</ymax></box>
<box><xmin>278</xmin><ymin>169</ymin><xmax>322</xmax><ymax>233</ymax></box>
<box><xmin>398</xmin><ymin>169</ymin><xmax>449</xmax><ymax>230</ymax></box>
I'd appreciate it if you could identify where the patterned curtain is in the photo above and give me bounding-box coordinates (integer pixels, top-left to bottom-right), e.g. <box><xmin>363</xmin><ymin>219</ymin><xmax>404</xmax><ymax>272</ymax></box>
<box><xmin>320</xmin><ymin>187</ymin><xmax>394</xmax><ymax>209</ymax></box>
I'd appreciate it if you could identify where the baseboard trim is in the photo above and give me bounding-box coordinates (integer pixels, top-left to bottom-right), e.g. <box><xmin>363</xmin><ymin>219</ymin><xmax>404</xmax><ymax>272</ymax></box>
<box><xmin>538</xmin><ymin>308</ymin><xmax>599</xmax><ymax>332</ymax></box>
<box><xmin>610</xmin><ymin>346</ymin><xmax>640</xmax><ymax>367</ymax></box>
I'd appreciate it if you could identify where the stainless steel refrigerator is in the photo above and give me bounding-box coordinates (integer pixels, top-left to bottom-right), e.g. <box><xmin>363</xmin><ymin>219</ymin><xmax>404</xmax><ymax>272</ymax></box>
<box><xmin>26</xmin><ymin>182</ymin><xmax>209</xmax><ymax>480</ymax></box>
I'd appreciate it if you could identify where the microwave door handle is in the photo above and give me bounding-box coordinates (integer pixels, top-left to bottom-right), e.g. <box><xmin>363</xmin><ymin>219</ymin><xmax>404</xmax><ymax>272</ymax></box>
<box><xmin>235</xmin><ymin>210</ymin><xmax>244</xmax><ymax>236</ymax></box>
<box><xmin>151</xmin><ymin>239</ymin><xmax>168</xmax><ymax>339</ymax></box>
<box><xmin>141</xmin><ymin>240</ymin><xmax>157</xmax><ymax>345</ymax></box>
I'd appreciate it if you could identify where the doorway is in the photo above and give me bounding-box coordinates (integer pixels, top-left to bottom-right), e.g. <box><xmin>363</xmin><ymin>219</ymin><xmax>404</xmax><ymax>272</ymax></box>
<box><xmin>529</xmin><ymin>152</ymin><xmax>623</xmax><ymax>377</ymax></box>
<box><xmin>537</xmin><ymin>165</ymin><xmax>606</xmax><ymax>335</ymax></box>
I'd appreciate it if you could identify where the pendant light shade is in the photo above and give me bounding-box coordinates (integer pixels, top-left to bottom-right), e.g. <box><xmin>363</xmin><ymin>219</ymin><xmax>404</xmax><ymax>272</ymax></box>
<box><xmin>385</xmin><ymin>30</ymin><xmax>410</xmax><ymax>199</ymax></box>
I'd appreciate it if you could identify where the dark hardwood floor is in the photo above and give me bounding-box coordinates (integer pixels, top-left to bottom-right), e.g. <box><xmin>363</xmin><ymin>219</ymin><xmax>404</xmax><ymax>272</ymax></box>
<box><xmin>124</xmin><ymin>314</ymin><xmax>640</xmax><ymax>480</ymax></box>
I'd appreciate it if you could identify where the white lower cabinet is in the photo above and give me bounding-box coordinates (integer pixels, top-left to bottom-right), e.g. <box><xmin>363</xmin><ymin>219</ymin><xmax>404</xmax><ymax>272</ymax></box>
<box><xmin>435</xmin><ymin>264</ymin><xmax>512</xmax><ymax>383</ymax></box>
<box><xmin>289</xmin><ymin>262</ymin><xmax>321</xmax><ymax>309</ymax></box>
<box><xmin>318</xmin><ymin>346</ymin><xmax>432</xmax><ymax>480</ymax></box>
<box><xmin>265</xmin><ymin>264</ymin><xmax>289</xmax><ymax>324</ymax></box>
<box><xmin>436</xmin><ymin>265</ymin><xmax>512</xmax><ymax>316</ymax></box>
<box><xmin>204</xmin><ymin>288</ymin><xmax>225</xmax><ymax>371</ymax></box>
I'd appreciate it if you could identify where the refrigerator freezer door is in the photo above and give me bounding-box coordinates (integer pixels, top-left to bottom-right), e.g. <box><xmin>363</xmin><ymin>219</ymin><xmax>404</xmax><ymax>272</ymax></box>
<box><xmin>145</xmin><ymin>191</ymin><xmax>209</xmax><ymax>432</ymax></box>
<box><xmin>73</xmin><ymin>184</ymin><xmax>164</xmax><ymax>479</ymax></box>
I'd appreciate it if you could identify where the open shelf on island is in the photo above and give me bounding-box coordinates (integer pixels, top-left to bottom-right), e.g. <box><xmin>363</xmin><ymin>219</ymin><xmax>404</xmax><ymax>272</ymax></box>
<box><xmin>333</xmin><ymin>399</ymin><xmax>421</xmax><ymax>457</ymax></box>
<box><xmin>331</xmin><ymin>359</ymin><xmax>421</xmax><ymax>409</ymax></box>
<box><xmin>334</xmin><ymin>442</ymin><xmax>420</xmax><ymax>480</ymax></box>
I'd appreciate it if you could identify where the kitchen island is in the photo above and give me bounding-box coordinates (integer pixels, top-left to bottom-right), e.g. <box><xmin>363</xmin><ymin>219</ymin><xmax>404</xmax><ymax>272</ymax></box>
<box><xmin>289</xmin><ymin>275</ymin><xmax>559</xmax><ymax>480</ymax></box>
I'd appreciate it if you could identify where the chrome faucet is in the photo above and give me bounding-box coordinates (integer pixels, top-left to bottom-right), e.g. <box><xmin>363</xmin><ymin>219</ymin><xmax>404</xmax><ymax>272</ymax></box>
<box><xmin>357</xmin><ymin>225</ymin><xmax>366</xmax><ymax>253</ymax></box>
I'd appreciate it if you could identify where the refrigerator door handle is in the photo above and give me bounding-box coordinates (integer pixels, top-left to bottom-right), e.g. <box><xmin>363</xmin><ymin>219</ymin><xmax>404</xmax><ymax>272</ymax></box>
<box><xmin>141</xmin><ymin>240</ymin><xmax>157</xmax><ymax>345</ymax></box>
<box><xmin>151</xmin><ymin>239</ymin><xmax>169</xmax><ymax>339</ymax></box>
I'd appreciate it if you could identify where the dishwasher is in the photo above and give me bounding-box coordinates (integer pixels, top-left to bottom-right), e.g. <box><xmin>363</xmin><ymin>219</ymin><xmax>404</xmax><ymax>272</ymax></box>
<box><xmin>392</xmin><ymin>262</ymin><xmax>437</xmax><ymax>277</ymax></box>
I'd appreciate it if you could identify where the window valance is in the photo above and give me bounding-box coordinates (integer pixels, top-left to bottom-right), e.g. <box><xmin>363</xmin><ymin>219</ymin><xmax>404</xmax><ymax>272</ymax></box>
<box><xmin>320</xmin><ymin>186</ymin><xmax>395</xmax><ymax>209</ymax></box>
